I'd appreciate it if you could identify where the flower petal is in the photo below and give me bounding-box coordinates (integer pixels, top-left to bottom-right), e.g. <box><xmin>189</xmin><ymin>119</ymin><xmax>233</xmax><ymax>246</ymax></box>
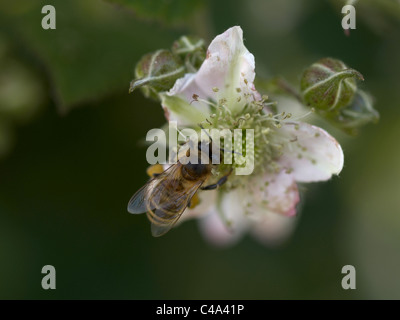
<box><xmin>168</xmin><ymin>26</ymin><xmax>260</xmax><ymax>115</ymax></box>
<box><xmin>248</xmin><ymin>171</ymin><xmax>300</xmax><ymax>217</ymax></box>
<box><xmin>277</xmin><ymin>122</ymin><xmax>344</xmax><ymax>182</ymax></box>
<box><xmin>246</xmin><ymin>172</ymin><xmax>299</xmax><ymax>245</ymax></box>
<box><xmin>198</xmin><ymin>189</ymin><xmax>250</xmax><ymax>246</ymax></box>
<box><xmin>250</xmin><ymin>212</ymin><xmax>297</xmax><ymax>247</ymax></box>
<box><xmin>198</xmin><ymin>209</ymin><xmax>239</xmax><ymax>247</ymax></box>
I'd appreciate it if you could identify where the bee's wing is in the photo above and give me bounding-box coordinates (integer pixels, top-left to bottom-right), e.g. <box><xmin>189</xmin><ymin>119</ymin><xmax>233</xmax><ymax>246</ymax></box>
<box><xmin>148</xmin><ymin>179</ymin><xmax>204</xmax><ymax>237</ymax></box>
<box><xmin>127</xmin><ymin>182</ymin><xmax>155</xmax><ymax>214</ymax></box>
<box><xmin>127</xmin><ymin>165</ymin><xmax>176</xmax><ymax>214</ymax></box>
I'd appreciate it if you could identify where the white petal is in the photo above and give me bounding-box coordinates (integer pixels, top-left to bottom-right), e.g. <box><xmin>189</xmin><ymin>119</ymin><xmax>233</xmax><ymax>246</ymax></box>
<box><xmin>168</xmin><ymin>73</ymin><xmax>198</xmax><ymax>97</ymax></box>
<box><xmin>168</xmin><ymin>26</ymin><xmax>260</xmax><ymax>114</ymax></box>
<box><xmin>250</xmin><ymin>212</ymin><xmax>297</xmax><ymax>247</ymax></box>
<box><xmin>167</xmin><ymin>73</ymin><xmax>212</xmax><ymax>115</ymax></box>
<box><xmin>277</xmin><ymin>122</ymin><xmax>344</xmax><ymax>182</ymax></box>
<box><xmin>248</xmin><ymin>171</ymin><xmax>300</xmax><ymax>217</ymax></box>
<box><xmin>246</xmin><ymin>172</ymin><xmax>299</xmax><ymax>246</ymax></box>
<box><xmin>198</xmin><ymin>189</ymin><xmax>250</xmax><ymax>247</ymax></box>
<box><xmin>198</xmin><ymin>209</ymin><xmax>240</xmax><ymax>247</ymax></box>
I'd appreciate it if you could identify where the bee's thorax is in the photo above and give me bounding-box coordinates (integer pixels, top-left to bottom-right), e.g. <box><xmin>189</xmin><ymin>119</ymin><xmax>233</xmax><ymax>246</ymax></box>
<box><xmin>181</xmin><ymin>163</ymin><xmax>211</xmax><ymax>181</ymax></box>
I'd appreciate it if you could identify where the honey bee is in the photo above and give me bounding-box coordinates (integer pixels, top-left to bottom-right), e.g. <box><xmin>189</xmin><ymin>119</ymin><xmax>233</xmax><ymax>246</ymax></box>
<box><xmin>127</xmin><ymin>139</ymin><xmax>232</xmax><ymax>237</ymax></box>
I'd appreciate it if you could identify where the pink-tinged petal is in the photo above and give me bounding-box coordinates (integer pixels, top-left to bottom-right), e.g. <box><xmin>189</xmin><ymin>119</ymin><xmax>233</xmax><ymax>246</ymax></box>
<box><xmin>248</xmin><ymin>171</ymin><xmax>300</xmax><ymax>217</ymax></box>
<box><xmin>246</xmin><ymin>171</ymin><xmax>299</xmax><ymax>246</ymax></box>
<box><xmin>251</xmin><ymin>212</ymin><xmax>297</xmax><ymax>247</ymax></box>
<box><xmin>198</xmin><ymin>189</ymin><xmax>250</xmax><ymax>247</ymax></box>
<box><xmin>277</xmin><ymin>122</ymin><xmax>344</xmax><ymax>182</ymax></box>
<box><xmin>198</xmin><ymin>172</ymin><xmax>299</xmax><ymax>246</ymax></box>
<box><xmin>198</xmin><ymin>209</ymin><xmax>240</xmax><ymax>247</ymax></box>
<box><xmin>168</xmin><ymin>26</ymin><xmax>260</xmax><ymax>114</ymax></box>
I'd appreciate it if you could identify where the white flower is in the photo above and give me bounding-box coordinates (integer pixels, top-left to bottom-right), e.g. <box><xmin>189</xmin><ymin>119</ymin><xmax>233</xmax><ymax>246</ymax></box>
<box><xmin>161</xmin><ymin>26</ymin><xmax>344</xmax><ymax>247</ymax></box>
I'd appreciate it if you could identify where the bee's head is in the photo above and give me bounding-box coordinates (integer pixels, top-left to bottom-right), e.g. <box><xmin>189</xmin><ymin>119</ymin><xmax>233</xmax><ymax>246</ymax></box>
<box><xmin>179</xmin><ymin>141</ymin><xmax>215</xmax><ymax>179</ymax></box>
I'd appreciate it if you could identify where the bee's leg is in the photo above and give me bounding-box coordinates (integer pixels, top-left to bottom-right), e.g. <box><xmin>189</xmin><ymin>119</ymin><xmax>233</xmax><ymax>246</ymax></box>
<box><xmin>201</xmin><ymin>169</ymin><xmax>233</xmax><ymax>191</ymax></box>
<box><xmin>188</xmin><ymin>193</ymin><xmax>200</xmax><ymax>209</ymax></box>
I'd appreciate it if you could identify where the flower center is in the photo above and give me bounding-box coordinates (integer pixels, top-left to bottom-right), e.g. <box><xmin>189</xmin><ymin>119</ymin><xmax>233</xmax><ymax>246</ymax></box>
<box><xmin>196</xmin><ymin>94</ymin><xmax>297</xmax><ymax>190</ymax></box>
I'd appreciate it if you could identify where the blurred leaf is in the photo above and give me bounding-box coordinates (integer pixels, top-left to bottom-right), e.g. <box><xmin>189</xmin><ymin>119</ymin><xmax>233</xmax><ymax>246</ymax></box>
<box><xmin>107</xmin><ymin>0</ymin><xmax>207</xmax><ymax>25</ymax></box>
<box><xmin>0</xmin><ymin>30</ymin><xmax>44</xmax><ymax>159</ymax></box>
<box><xmin>0</xmin><ymin>58</ymin><xmax>44</xmax><ymax>123</ymax></box>
<box><xmin>0</xmin><ymin>0</ymin><xmax>181</xmax><ymax>113</ymax></box>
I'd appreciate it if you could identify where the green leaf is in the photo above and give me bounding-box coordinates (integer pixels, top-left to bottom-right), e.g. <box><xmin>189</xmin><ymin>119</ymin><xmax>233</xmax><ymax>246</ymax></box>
<box><xmin>0</xmin><ymin>0</ymin><xmax>181</xmax><ymax>113</ymax></box>
<box><xmin>106</xmin><ymin>0</ymin><xmax>207</xmax><ymax>25</ymax></box>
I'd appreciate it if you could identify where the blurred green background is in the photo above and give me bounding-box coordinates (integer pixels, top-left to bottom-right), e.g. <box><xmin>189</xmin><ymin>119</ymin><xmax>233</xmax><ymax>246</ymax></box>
<box><xmin>0</xmin><ymin>0</ymin><xmax>399</xmax><ymax>299</ymax></box>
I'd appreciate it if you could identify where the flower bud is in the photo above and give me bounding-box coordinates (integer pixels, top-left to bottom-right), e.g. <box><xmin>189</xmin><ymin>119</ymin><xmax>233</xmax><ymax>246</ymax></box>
<box><xmin>301</xmin><ymin>58</ymin><xmax>364</xmax><ymax>112</ymax></box>
<box><xmin>130</xmin><ymin>49</ymin><xmax>185</xmax><ymax>99</ymax></box>
<box><xmin>329</xmin><ymin>90</ymin><xmax>379</xmax><ymax>135</ymax></box>
<box><xmin>172</xmin><ymin>36</ymin><xmax>206</xmax><ymax>72</ymax></box>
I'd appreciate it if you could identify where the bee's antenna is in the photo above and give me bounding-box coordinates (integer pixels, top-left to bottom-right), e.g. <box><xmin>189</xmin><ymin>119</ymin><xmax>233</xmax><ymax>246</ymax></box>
<box><xmin>176</xmin><ymin>127</ymin><xmax>189</xmax><ymax>141</ymax></box>
<box><xmin>198</xmin><ymin>123</ymin><xmax>213</xmax><ymax>142</ymax></box>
